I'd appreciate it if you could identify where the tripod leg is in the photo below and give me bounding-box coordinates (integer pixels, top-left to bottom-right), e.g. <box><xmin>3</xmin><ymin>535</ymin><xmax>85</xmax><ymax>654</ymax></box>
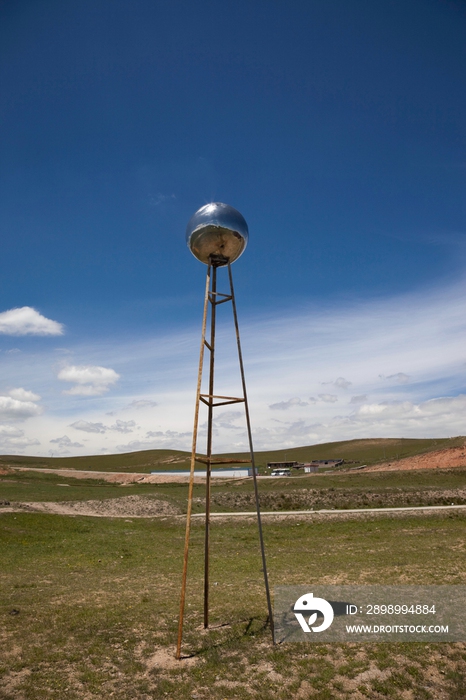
<box><xmin>204</xmin><ymin>265</ymin><xmax>217</xmax><ymax>629</ymax></box>
<box><xmin>176</xmin><ymin>266</ymin><xmax>211</xmax><ymax>660</ymax></box>
<box><xmin>227</xmin><ymin>262</ymin><xmax>275</xmax><ymax>641</ymax></box>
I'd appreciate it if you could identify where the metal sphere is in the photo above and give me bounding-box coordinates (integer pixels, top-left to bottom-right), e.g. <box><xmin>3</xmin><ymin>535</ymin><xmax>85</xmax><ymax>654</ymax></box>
<box><xmin>186</xmin><ymin>202</ymin><xmax>248</xmax><ymax>266</ymax></box>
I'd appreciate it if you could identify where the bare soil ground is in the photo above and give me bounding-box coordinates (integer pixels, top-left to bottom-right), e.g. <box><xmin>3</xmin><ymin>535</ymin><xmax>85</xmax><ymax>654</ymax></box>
<box><xmin>2</xmin><ymin>496</ymin><xmax>465</xmax><ymax>521</ymax></box>
<box><xmin>211</xmin><ymin>487</ymin><xmax>466</xmax><ymax>512</ymax></box>
<box><xmin>362</xmin><ymin>445</ymin><xmax>466</xmax><ymax>472</ymax></box>
<box><xmin>1</xmin><ymin>495</ymin><xmax>181</xmax><ymax>518</ymax></box>
<box><xmin>10</xmin><ymin>466</ymin><xmax>204</xmax><ymax>484</ymax></box>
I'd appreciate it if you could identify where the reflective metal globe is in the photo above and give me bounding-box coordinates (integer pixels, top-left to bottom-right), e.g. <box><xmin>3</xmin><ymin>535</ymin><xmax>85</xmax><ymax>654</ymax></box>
<box><xmin>186</xmin><ymin>202</ymin><xmax>248</xmax><ymax>266</ymax></box>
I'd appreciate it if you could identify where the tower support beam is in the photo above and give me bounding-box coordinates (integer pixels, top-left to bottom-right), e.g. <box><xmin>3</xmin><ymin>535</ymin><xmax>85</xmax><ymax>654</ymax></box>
<box><xmin>176</xmin><ymin>261</ymin><xmax>273</xmax><ymax>660</ymax></box>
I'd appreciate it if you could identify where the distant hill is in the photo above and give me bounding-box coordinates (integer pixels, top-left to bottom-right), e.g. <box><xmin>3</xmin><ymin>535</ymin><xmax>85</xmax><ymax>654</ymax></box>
<box><xmin>0</xmin><ymin>436</ymin><xmax>464</xmax><ymax>473</ymax></box>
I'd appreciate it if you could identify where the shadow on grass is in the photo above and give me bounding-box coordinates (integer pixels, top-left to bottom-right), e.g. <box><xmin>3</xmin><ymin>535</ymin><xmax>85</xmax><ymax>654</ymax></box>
<box><xmin>179</xmin><ymin>615</ymin><xmax>272</xmax><ymax>660</ymax></box>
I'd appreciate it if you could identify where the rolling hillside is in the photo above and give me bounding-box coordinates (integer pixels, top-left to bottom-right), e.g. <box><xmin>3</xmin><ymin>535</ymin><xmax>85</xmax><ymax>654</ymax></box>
<box><xmin>0</xmin><ymin>436</ymin><xmax>464</xmax><ymax>473</ymax></box>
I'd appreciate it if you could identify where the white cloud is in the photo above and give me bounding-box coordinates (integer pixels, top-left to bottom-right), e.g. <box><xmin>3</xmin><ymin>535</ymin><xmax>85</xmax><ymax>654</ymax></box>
<box><xmin>351</xmin><ymin>395</ymin><xmax>466</xmax><ymax>429</ymax></box>
<box><xmin>0</xmin><ymin>307</ymin><xmax>63</xmax><ymax>336</ymax></box>
<box><xmin>70</xmin><ymin>420</ymin><xmax>107</xmax><ymax>433</ymax></box>
<box><xmin>380</xmin><ymin>373</ymin><xmax>410</xmax><ymax>384</ymax></box>
<box><xmin>334</xmin><ymin>394</ymin><xmax>466</xmax><ymax>437</ymax></box>
<box><xmin>110</xmin><ymin>419</ymin><xmax>136</xmax><ymax>433</ymax></box>
<box><xmin>0</xmin><ymin>425</ymin><xmax>24</xmax><ymax>437</ymax></box>
<box><xmin>70</xmin><ymin>419</ymin><xmax>136</xmax><ymax>434</ymax></box>
<box><xmin>252</xmin><ymin>420</ymin><xmax>321</xmax><ymax>450</ymax></box>
<box><xmin>215</xmin><ymin>411</ymin><xmax>242</xmax><ymax>429</ymax></box>
<box><xmin>149</xmin><ymin>192</ymin><xmax>176</xmax><ymax>207</ymax></box>
<box><xmin>65</xmin><ymin>385</ymin><xmax>111</xmax><ymax>397</ymax></box>
<box><xmin>58</xmin><ymin>365</ymin><xmax>120</xmax><ymax>396</ymax></box>
<box><xmin>198</xmin><ymin>411</ymin><xmax>243</xmax><ymax>436</ymax></box>
<box><xmin>269</xmin><ymin>397</ymin><xmax>309</xmax><ymax>410</ymax></box>
<box><xmin>5</xmin><ymin>276</ymin><xmax>466</xmax><ymax>456</ymax></box>
<box><xmin>0</xmin><ymin>395</ymin><xmax>42</xmax><ymax>421</ymax></box>
<box><xmin>334</xmin><ymin>377</ymin><xmax>352</xmax><ymax>389</ymax></box>
<box><xmin>50</xmin><ymin>435</ymin><xmax>84</xmax><ymax>449</ymax></box>
<box><xmin>309</xmin><ymin>395</ymin><xmax>340</xmax><ymax>404</ymax></box>
<box><xmin>350</xmin><ymin>395</ymin><xmax>367</xmax><ymax>404</ymax></box>
<box><xmin>127</xmin><ymin>399</ymin><xmax>158</xmax><ymax>409</ymax></box>
<box><xmin>262</xmin><ymin>394</ymin><xmax>466</xmax><ymax>447</ymax></box>
<box><xmin>8</xmin><ymin>388</ymin><xmax>41</xmax><ymax>402</ymax></box>
<box><xmin>318</xmin><ymin>394</ymin><xmax>338</xmax><ymax>403</ymax></box>
<box><xmin>0</xmin><ymin>424</ymin><xmax>40</xmax><ymax>452</ymax></box>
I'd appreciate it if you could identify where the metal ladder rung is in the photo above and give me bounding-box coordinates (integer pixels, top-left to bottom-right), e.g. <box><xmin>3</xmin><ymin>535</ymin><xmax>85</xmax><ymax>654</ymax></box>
<box><xmin>199</xmin><ymin>393</ymin><xmax>245</xmax><ymax>407</ymax></box>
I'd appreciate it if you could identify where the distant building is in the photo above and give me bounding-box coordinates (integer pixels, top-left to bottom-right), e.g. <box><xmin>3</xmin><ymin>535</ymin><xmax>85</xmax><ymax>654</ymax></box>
<box><xmin>267</xmin><ymin>459</ymin><xmax>343</xmax><ymax>473</ymax></box>
<box><xmin>303</xmin><ymin>464</ymin><xmax>319</xmax><ymax>473</ymax></box>
<box><xmin>309</xmin><ymin>459</ymin><xmax>343</xmax><ymax>467</ymax></box>
<box><xmin>266</xmin><ymin>461</ymin><xmax>299</xmax><ymax>470</ymax></box>
<box><xmin>150</xmin><ymin>468</ymin><xmax>257</xmax><ymax>478</ymax></box>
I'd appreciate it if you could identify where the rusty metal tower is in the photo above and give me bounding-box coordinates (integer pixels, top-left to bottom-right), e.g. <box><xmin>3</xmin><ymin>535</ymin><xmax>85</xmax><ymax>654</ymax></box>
<box><xmin>176</xmin><ymin>202</ymin><xmax>273</xmax><ymax>659</ymax></box>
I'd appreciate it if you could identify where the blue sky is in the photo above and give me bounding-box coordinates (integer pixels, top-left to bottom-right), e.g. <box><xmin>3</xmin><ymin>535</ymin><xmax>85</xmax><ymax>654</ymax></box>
<box><xmin>0</xmin><ymin>0</ymin><xmax>465</xmax><ymax>456</ymax></box>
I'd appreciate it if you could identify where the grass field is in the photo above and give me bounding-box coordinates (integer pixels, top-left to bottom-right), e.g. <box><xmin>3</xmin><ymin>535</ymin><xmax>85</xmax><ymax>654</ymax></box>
<box><xmin>2</xmin><ymin>465</ymin><xmax>466</xmax><ymax>514</ymax></box>
<box><xmin>1</xmin><ymin>460</ymin><xmax>466</xmax><ymax>699</ymax></box>
<box><xmin>1</xmin><ymin>509</ymin><xmax>465</xmax><ymax>699</ymax></box>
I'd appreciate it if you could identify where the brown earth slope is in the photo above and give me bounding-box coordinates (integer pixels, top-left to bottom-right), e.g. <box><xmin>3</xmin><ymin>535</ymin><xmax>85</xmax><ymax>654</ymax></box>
<box><xmin>362</xmin><ymin>445</ymin><xmax>466</xmax><ymax>472</ymax></box>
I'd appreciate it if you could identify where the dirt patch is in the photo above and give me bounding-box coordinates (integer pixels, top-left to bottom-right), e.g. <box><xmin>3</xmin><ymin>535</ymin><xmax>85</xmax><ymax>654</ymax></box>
<box><xmin>10</xmin><ymin>466</ymin><xmax>206</xmax><ymax>484</ymax></box>
<box><xmin>144</xmin><ymin>646</ymin><xmax>199</xmax><ymax>670</ymax></box>
<box><xmin>363</xmin><ymin>445</ymin><xmax>466</xmax><ymax>472</ymax></box>
<box><xmin>6</xmin><ymin>495</ymin><xmax>181</xmax><ymax>518</ymax></box>
<box><xmin>348</xmin><ymin>663</ymin><xmax>391</xmax><ymax>687</ymax></box>
<box><xmin>1</xmin><ymin>667</ymin><xmax>31</xmax><ymax>698</ymax></box>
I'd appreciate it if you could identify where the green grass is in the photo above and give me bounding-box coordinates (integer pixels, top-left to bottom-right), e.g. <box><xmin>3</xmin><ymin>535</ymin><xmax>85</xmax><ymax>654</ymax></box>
<box><xmin>2</xmin><ymin>465</ymin><xmax>465</xmax><ymax>515</ymax></box>
<box><xmin>1</xmin><ymin>435</ymin><xmax>464</xmax><ymax>473</ymax></box>
<box><xmin>1</xmin><ymin>462</ymin><xmax>465</xmax><ymax>698</ymax></box>
<box><xmin>259</xmin><ymin>466</ymin><xmax>466</xmax><ymax>490</ymax></box>
<box><xmin>0</xmin><ymin>448</ymin><xmax>193</xmax><ymax>473</ymax></box>
<box><xmin>1</xmin><ymin>509</ymin><xmax>466</xmax><ymax>699</ymax></box>
<box><xmin>0</xmin><ymin>469</ymin><xmax>180</xmax><ymax>503</ymax></box>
